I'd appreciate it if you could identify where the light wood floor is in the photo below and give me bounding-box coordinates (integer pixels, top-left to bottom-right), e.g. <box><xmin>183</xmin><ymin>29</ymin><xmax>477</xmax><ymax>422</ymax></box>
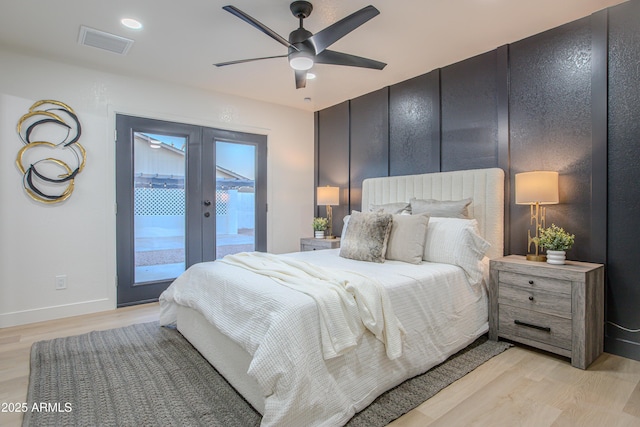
<box><xmin>1</xmin><ymin>303</ymin><xmax>639</xmax><ymax>427</ymax></box>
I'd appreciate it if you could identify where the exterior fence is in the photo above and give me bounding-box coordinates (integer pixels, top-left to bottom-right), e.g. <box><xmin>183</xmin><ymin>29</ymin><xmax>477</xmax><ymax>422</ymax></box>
<box><xmin>134</xmin><ymin>187</ymin><xmax>254</xmax><ymax>238</ymax></box>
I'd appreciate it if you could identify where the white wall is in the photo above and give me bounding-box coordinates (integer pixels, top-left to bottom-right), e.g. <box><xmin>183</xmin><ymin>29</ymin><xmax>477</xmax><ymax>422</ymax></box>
<box><xmin>0</xmin><ymin>48</ymin><xmax>315</xmax><ymax>327</ymax></box>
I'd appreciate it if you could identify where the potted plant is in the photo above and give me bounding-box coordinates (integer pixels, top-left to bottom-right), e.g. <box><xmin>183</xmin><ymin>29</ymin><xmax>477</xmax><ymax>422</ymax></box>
<box><xmin>312</xmin><ymin>217</ymin><xmax>328</xmax><ymax>239</ymax></box>
<box><xmin>538</xmin><ymin>224</ymin><xmax>575</xmax><ymax>265</ymax></box>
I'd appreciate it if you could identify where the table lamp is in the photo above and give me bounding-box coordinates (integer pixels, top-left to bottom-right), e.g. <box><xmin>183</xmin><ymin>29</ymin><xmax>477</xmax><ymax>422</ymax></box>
<box><xmin>316</xmin><ymin>186</ymin><xmax>339</xmax><ymax>239</ymax></box>
<box><xmin>515</xmin><ymin>171</ymin><xmax>559</xmax><ymax>261</ymax></box>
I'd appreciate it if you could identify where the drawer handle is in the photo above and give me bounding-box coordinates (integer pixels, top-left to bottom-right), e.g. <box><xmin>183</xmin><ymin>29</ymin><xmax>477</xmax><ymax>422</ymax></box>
<box><xmin>528</xmin><ymin>296</ymin><xmax>534</xmax><ymax>301</ymax></box>
<box><xmin>514</xmin><ymin>319</ymin><xmax>551</xmax><ymax>332</ymax></box>
<box><xmin>528</xmin><ymin>280</ymin><xmax>534</xmax><ymax>285</ymax></box>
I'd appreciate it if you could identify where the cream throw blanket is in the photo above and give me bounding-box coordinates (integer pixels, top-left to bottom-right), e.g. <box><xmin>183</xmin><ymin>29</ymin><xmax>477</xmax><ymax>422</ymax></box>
<box><xmin>219</xmin><ymin>252</ymin><xmax>404</xmax><ymax>360</ymax></box>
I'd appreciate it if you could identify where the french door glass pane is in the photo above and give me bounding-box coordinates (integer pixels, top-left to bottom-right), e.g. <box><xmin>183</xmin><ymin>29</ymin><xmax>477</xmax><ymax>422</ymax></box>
<box><xmin>133</xmin><ymin>132</ymin><xmax>186</xmax><ymax>283</ymax></box>
<box><xmin>216</xmin><ymin>141</ymin><xmax>256</xmax><ymax>258</ymax></box>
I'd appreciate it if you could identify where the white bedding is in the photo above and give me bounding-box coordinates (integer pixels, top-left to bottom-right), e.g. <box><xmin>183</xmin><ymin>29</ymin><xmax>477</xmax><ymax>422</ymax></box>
<box><xmin>159</xmin><ymin>249</ymin><xmax>488</xmax><ymax>427</ymax></box>
<box><xmin>218</xmin><ymin>252</ymin><xmax>404</xmax><ymax>360</ymax></box>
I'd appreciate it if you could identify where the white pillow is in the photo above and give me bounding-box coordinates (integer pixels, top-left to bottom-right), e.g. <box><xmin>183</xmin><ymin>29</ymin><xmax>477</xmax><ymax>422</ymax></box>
<box><xmin>341</xmin><ymin>214</ymin><xmax>352</xmax><ymax>238</ymax></box>
<box><xmin>423</xmin><ymin>217</ymin><xmax>490</xmax><ymax>286</ymax></box>
<box><xmin>385</xmin><ymin>213</ymin><xmax>430</xmax><ymax>264</ymax></box>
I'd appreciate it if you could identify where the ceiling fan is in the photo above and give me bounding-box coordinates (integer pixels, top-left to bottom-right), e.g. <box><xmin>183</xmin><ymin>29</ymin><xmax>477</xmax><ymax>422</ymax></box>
<box><xmin>214</xmin><ymin>1</ymin><xmax>386</xmax><ymax>89</ymax></box>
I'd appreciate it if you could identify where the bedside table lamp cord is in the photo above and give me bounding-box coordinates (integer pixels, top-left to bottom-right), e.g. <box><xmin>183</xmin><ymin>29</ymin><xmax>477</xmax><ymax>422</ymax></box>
<box><xmin>607</xmin><ymin>321</ymin><xmax>640</xmax><ymax>333</ymax></box>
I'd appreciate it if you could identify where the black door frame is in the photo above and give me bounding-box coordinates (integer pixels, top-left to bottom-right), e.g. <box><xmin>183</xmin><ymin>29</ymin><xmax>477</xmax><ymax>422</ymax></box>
<box><xmin>201</xmin><ymin>127</ymin><xmax>268</xmax><ymax>261</ymax></box>
<box><xmin>115</xmin><ymin>114</ymin><xmax>267</xmax><ymax>306</ymax></box>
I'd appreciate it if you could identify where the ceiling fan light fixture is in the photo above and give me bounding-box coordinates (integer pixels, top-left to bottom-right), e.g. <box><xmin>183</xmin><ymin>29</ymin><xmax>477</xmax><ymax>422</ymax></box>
<box><xmin>289</xmin><ymin>50</ymin><xmax>314</xmax><ymax>70</ymax></box>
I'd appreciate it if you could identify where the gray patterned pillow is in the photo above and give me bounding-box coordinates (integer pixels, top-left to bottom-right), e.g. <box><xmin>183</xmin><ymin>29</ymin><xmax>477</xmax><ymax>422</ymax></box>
<box><xmin>368</xmin><ymin>202</ymin><xmax>411</xmax><ymax>215</ymax></box>
<box><xmin>410</xmin><ymin>198</ymin><xmax>472</xmax><ymax>218</ymax></box>
<box><xmin>339</xmin><ymin>210</ymin><xmax>393</xmax><ymax>263</ymax></box>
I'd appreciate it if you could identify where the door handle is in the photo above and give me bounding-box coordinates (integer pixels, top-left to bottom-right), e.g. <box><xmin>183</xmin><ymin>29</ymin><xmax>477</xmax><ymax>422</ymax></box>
<box><xmin>204</xmin><ymin>212</ymin><xmax>210</xmax><ymax>218</ymax></box>
<box><xmin>204</xmin><ymin>200</ymin><xmax>211</xmax><ymax>206</ymax></box>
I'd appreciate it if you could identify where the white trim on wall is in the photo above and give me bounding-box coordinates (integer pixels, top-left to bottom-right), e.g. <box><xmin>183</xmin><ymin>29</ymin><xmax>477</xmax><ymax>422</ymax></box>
<box><xmin>0</xmin><ymin>299</ymin><xmax>113</xmax><ymax>328</ymax></box>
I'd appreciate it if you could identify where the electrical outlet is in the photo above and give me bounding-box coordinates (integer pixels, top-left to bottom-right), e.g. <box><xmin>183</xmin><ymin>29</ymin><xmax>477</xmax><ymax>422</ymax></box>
<box><xmin>55</xmin><ymin>275</ymin><xmax>67</xmax><ymax>290</ymax></box>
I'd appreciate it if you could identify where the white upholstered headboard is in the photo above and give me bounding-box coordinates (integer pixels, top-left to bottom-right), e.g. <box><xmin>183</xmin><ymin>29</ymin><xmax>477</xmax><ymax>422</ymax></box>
<box><xmin>361</xmin><ymin>168</ymin><xmax>505</xmax><ymax>259</ymax></box>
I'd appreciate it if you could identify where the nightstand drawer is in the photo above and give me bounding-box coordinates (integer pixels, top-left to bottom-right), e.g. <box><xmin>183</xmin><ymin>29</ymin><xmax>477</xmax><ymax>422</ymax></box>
<box><xmin>301</xmin><ymin>243</ymin><xmax>325</xmax><ymax>251</ymax></box>
<box><xmin>499</xmin><ymin>304</ymin><xmax>572</xmax><ymax>351</ymax></box>
<box><xmin>300</xmin><ymin>237</ymin><xmax>340</xmax><ymax>251</ymax></box>
<box><xmin>499</xmin><ymin>271</ymin><xmax>571</xmax><ymax>295</ymax></box>
<box><xmin>498</xmin><ymin>283</ymin><xmax>571</xmax><ymax>318</ymax></box>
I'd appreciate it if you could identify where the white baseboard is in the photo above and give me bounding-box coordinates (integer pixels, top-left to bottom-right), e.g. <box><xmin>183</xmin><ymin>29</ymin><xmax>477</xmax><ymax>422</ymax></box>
<box><xmin>0</xmin><ymin>298</ymin><xmax>115</xmax><ymax>328</ymax></box>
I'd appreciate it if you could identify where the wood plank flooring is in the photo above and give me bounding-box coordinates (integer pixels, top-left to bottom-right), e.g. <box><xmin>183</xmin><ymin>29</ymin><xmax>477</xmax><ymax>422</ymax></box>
<box><xmin>1</xmin><ymin>303</ymin><xmax>639</xmax><ymax>426</ymax></box>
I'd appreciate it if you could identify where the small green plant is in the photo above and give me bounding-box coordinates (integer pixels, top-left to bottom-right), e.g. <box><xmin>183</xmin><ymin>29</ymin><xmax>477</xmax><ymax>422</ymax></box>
<box><xmin>312</xmin><ymin>217</ymin><xmax>328</xmax><ymax>231</ymax></box>
<box><xmin>538</xmin><ymin>224</ymin><xmax>575</xmax><ymax>251</ymax></box>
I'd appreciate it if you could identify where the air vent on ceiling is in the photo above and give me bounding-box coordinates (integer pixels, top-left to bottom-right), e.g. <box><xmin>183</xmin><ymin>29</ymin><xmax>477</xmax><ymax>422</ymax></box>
<box><xmin>77</xmin><ymin>26</ymin><xmax>134</xmax><ymax>55</ymax></box>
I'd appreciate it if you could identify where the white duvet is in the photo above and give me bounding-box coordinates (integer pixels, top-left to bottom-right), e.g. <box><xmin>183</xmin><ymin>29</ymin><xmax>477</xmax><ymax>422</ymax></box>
<box><xmin>159</xmin><ymin>249</ymin><xmax>488</xmax><ymax>427</ymax></box>
<box><xmin>218</xmin><ymin>252</ymin><xmax>404</xmax><ymax>360</ymax></box>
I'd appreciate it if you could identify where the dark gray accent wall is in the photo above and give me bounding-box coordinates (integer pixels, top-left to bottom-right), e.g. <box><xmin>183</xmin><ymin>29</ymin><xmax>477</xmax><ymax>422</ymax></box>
<box><xmin>349</xmin><ymin>88</ymin><xmax>389</xmax><ymax>212</ymax></box>
<box><xmin>441</xmin><ymin>51</ymin><xmax>499</xmax><ymax>172</ymax></box>
<box><xmin>314</xmin><ymin>1</ymin><xmax>640</xmax><ymax>361</ymax></box>
<box><xmin>316</xmin><ymin>101</ymin><xmax>350</xmax><ymax>237</ymax></box>
<box><xmin>606</xmin><ymin>0</ymin><xmax>640</xmax><ymax>361</ymax></box>
<box><xmin>509</xmin><ymin>17</ymin><xmax>594</xmax><ymax>264</ymax></box>
<box><xmin>389</xmin><ymin>71</ymin><xmax>440</xmax><ymax>176</ymax></box>
<box><xmin>496</xmin><ymin>45</ymin><xmax>511</xmax><ymax>255</ymax></box>
<box><xmin>591</xmin><ymin>10</ymin><xmax>608</xmax><ymax>265</ymax></box>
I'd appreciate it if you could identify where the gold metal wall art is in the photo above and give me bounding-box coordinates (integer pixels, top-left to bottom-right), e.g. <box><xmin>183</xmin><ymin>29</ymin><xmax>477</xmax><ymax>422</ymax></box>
<box><xmin>15</xmin><ymin>100</ymin><xmax>85</xmax><ymax>204</ymax></box>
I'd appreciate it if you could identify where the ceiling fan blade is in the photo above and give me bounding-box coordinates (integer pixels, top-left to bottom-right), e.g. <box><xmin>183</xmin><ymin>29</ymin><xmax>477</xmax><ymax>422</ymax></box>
<box><xmin>222</xmin><ymin>5</ymin><xmax>298</xmax><ymax>51</ymax></box>
<box><xmin>308</xmin><ymin>5</ymin><xmax>380</xmax><ymax>54</ymax></box>
<box><xmin>295</xmin><ymin>70</ymin><xmax>307</xmax><ymax>89</ymax></box>
<box><xmin>214</xmin><ymin>55</ymin><xmax>287</xmax><ymax>67</ymax></box>
<box><xmin>315</xmin><ymin>50</ymin><xmax>386</xmax><ymax>70</ymax></box>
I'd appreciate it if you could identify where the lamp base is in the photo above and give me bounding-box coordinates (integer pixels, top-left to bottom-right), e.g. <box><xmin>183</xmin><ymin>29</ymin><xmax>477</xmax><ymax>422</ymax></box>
<box><xmin>526</xmin><ymin>254</ymin><xmax>547</xmax><ymax>262</ymax></box>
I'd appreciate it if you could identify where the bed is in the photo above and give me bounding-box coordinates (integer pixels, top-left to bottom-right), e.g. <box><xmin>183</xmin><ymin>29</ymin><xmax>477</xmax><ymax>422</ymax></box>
<box><xmin>159</xmin><ymin>167</ymin><xmax>505</xmax><ymax>426</ymax></box>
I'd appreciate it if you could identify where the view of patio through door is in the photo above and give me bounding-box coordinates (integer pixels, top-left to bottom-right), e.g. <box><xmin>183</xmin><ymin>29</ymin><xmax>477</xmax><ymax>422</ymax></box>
<box><xmin>215</xmin><ymin>140</ymin><xmax>256</xmax><ymax>258</ymax></box>
<box><xmin>133</xmin><ymin>132</ymin><xmax>187</xmax><ymax>283</ymax></box>
<box><xmin>116</xmin><ymin>115</ymin><xmax>267</xmax><ymax>306</ymax></box>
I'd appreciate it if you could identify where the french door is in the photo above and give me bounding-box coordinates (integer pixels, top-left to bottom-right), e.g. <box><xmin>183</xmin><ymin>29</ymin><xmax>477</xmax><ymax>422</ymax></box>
<box><xmin>115</xmin><ymin>115</ymin><xmax>267</xmax><ymax>306</ymax></box>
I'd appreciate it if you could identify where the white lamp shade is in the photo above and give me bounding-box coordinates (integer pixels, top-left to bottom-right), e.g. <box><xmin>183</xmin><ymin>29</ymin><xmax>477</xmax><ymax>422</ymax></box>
<box><xmin>317</xmin><ymin>186</ymin><xmax>339</xmax><ymax>206</ymax></box>
<box><xmin>515</xmin><ymin>171</ymin><xmax>559</xmax><ymax>205</ymax></box>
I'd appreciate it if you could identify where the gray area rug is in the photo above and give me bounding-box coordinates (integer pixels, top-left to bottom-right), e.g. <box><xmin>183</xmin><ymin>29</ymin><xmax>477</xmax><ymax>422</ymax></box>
<box><xmin>24</xmin><ymin>322</ymin><xmax>511</xmax><ymax>427</ymax></box>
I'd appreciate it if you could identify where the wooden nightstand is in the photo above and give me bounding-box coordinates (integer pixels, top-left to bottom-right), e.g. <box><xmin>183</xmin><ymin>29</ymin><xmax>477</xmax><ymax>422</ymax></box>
<box><xmin>489</xmin><ymin>255</ymin><xmax>604</xmax><ymax>369</ymax></box>
<box><xmin>300</xmin><ymin>237</ymin><xmax>341</xmax><ymax>251</ymax></box>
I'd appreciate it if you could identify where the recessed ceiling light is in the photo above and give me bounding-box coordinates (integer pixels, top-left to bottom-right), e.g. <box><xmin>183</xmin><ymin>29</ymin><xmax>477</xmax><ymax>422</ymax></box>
<box><xmin>121</xmin><ymin>18</ymin><xmax>143</xmax><ymax>30</ymax></box>
<box><xmin>304</xmin><ymin>97</ymin><xmax>312</xmax><ymax>103</ymax></box>
<box><xmin>306</xmin><ymin>72</ymin><xmax>316</xmax><ymax>80</ymax></box>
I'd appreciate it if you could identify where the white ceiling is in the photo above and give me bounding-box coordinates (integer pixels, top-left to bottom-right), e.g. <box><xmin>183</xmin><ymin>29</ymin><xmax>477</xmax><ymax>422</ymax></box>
<box><xmin>0</xmin><ymin>0</ymin><xmax>625</xmax><ymax>112</ymax></box>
